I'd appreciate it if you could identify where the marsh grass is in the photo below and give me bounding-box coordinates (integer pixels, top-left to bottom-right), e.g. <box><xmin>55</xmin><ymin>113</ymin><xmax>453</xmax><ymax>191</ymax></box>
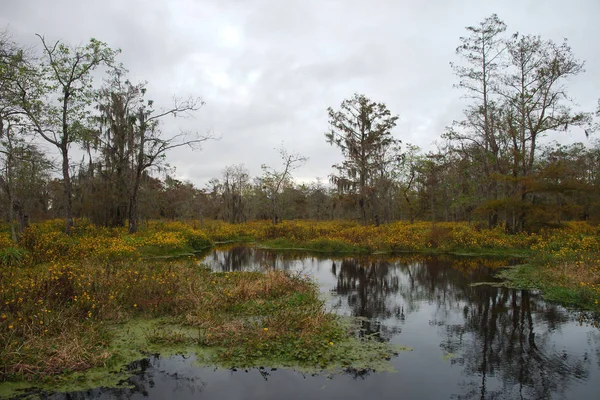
<box><xmin>496</xmin><ymin>260</ymin><xmax>600</xmax><ymax>314</ymax></box>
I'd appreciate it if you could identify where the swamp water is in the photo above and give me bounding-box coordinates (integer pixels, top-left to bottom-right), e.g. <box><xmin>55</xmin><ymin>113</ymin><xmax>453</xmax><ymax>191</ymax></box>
<box><xmin>8</xmin><ymin>246</ymin><xmax>600</xmax><ymax>399</ymax></box>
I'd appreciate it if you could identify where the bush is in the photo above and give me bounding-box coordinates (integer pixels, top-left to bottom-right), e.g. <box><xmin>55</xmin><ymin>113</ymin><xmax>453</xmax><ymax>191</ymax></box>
<box><xmin>183</xmin><ymin>229</ymin><xmax>212</xmax><ymax>250</ymax></box>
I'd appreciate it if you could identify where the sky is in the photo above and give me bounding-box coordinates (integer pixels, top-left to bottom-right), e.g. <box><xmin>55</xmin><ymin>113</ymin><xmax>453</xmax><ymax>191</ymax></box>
<box><xmin>2</xmin><ymin>0</ymin><xmax>599</xmax><ymax>188</ymax></box>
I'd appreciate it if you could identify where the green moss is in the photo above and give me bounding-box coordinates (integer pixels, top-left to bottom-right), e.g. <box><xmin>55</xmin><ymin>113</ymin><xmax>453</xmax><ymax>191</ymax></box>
<box><xmin>442</xmin><ymin>352</ymin><xmax>457</xmax><ymax>361</ymax></box>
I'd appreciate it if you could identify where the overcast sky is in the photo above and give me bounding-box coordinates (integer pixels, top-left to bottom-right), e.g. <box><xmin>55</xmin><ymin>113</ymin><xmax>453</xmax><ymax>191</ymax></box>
<box><xmin>2</xmin><ymin>0</ymin><xmax>599</xmax><ymax>188</ymax></box>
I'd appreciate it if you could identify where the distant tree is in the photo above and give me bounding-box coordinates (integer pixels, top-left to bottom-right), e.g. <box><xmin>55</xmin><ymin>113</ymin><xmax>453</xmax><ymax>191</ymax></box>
<box><xmin>394</xmin><ymin>144</ymin><xmax>422</xmax><ymax>223</ymax></box>
<box><xmin>259</xmin><ymin>147</ymin><xmax>307</xmax><ymax>224</ymax></box>
<box><xmin>159</xmin><ymin>176</ymin><xmax>199</xmax><ymax>220</ymax></box>
<box><xmin>279</xmin><ymin>184</ymin><xmax>309</xmax><ymax>220</ymax></box>
<box><xmin>306</xmin><ymin>178</ymin><xmax>331</xmax><ymax>220</ymax></box>
<box><xmin>137</xmin><ymin>174</ymin><xmax>164</xmax><ymax>224</ymax></box>
<box><xmin>534</xmin><ymin>143</ymin><xmax>590</xmax><ymax>224</ymax></box>
<box><xmin>326</xmin><ymin>93</ymin><xmax>399</xmax><ymax>225</ymax></box>
<box><xmin>221</xmin><ymin>164</ymin><xmax>250</xmax><ymax>223</ymax></box>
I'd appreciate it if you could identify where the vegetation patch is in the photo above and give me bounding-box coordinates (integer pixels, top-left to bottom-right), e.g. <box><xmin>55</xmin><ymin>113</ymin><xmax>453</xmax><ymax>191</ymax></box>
<box><xmin>260</xmin><ymin>237</ymin><xmax>368</xmax><ymax>254</ymax></box>
<box><xmin>0</xmin><ymin>251</ymin><xmax>400</xmax><ymax>396</ymax></box>
<box><xmin>492</xmin><ymin>263</ymin><xmax>600</xmax><ymax>313</ymax></box>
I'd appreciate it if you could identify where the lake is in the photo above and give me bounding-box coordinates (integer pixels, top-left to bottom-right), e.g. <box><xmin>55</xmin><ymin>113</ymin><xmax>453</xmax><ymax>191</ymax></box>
<box><xmin>19</xmin><ymin>246</ymin><xmax>600</xmax><ymax>399</ymax></box>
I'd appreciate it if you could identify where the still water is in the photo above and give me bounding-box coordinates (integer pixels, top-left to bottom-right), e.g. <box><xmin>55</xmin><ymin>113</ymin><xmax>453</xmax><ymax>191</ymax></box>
<box><xmin>36</xmin><ymin>247</ymin><xmax>600</xmax><ymax>399</ymax></box>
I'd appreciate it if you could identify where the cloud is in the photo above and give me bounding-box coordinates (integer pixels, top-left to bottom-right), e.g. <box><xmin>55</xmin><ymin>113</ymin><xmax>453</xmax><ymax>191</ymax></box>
<box><xmin>1</xmin><ymin>0</ymin><xmax>598</xmax><ymax>187</ymax></box>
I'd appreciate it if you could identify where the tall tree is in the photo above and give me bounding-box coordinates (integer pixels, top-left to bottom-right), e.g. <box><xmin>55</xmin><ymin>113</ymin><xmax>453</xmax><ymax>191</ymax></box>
<box><xmin>20</xmin><ymin>35</ymin><xmax>119</xmax><ymax>233</ymax></box>
<box><xmin>92</xmin><ymin>72</ymin><xmax>140</xmax><ymax>227</ymax></box>
<box><xmin>499</xmin><ymin>34</ymin><xmax>588</xmax><ymax>231</ymax></box>
<box><xmin>95</xmin><ymin>72</ymin><xmax>211</xmax><ymax>233</ymax></box>
<box><xmin>447</xmin><ymin>15</ymin><xmax>592</xmax><ymax>230</ymax></box>
<box><xmin>446</xmin><ymin>14</ymin><xmax>508</xmax><ymax>227</ymax></box>
<box><xmin>326</xmin><ymin>93</ymin><xmax>399</xmax><ymax>225</ymax></box>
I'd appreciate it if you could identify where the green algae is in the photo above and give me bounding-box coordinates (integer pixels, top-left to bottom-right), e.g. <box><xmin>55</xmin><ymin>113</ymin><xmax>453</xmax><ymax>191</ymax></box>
<box><xmin>442</xmin><ymin>352</ymin><xmax>457</xmax><ymax>361</ymax></box>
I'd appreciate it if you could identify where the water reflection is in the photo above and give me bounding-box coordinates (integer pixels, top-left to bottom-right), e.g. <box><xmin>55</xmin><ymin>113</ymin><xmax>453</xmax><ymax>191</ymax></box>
<box><xmin>202</xmin><ymin>246</ymin><xmax>600</xmax><ymax>399</ymax></box>
<box><xmin>333</xmin><ymin>258</ymin><xmax>402</xmax><ymax>340</ymax></box>
<box><xmin>17</xmin><ymin>246</ymin><xmax>600</xmax><ymax>400</ymax></box>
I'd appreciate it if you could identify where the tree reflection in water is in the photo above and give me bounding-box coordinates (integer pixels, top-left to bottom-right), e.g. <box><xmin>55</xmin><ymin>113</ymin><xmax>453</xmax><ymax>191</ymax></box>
<box><xmin>204</xmin><ymin>247</ymin><xmax>597</xmax><ymax>399</ymax></box>
<box><xmin>333</xmin><ymin>258</ymin><xmax>402</xmax><ymax>340</ymax></box>
<box><xmin>331</xmin><ymin>254</ymin><xmax>592</xmax><ymax>399</ymax></box>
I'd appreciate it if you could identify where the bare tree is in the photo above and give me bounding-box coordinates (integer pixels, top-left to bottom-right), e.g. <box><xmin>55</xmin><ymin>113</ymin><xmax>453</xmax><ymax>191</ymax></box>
<box><xmin>221</xmin><ymin>164</ymin><xmax>250</xmax><ymax>223</ymax></box>
<box><xmin>260</xmin><ymin>147</ymin><xmax>307</xmax><ymax>224</ymax></box>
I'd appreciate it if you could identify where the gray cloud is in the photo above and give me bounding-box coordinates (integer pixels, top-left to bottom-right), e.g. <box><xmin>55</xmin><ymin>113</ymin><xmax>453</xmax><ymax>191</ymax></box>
<box><xmin>2</xmin><ymin>0</ymin><xmax>598</xmax><ymax>187</ymax></box>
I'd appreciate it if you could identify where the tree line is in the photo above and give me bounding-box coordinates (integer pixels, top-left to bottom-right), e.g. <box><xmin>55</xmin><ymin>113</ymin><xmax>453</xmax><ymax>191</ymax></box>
<box><xmin>1</xmin><ymin>14</ymin><xmax>598</xmax><ymax>239</ymax></box>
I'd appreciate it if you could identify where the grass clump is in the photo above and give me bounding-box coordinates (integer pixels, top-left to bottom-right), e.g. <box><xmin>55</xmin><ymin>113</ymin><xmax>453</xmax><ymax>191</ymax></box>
<box><xmin>0</xmin><ymin>247</ymin><xmax>28</xmax><ymax>268</ymax></box>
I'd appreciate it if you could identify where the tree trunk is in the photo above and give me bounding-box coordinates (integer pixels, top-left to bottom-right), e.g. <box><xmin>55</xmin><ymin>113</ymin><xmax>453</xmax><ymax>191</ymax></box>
<box><xmin>403</xmin><ymin>193</ymin><xmax>414</xmax><ymax>224</ymax></box>
<box><xmin>9</xmin><ymin>197</ymin><xmax>17</xmax><ymax>244</ymax></box>
<box><xmin>14</xmin><ymin>199</ymin><xmax>28</xmax><ymax>235</ymax></box>
<box><xmin>359</xmin><ymin>196</ymin><xmax>366</xmax><ymax>225</ymax></box>
<box><xmin>128</xmin><ymin>186</ymin><xmax>139</xmax><ymax>234</ymax></box>
<box><xmin>271</xmin><ymin>197</ymin><xmax>277</xmax><ymax>224</ymax></box>
<box><xmin>61</xmin><ymin>145</ymin><xmax>74</xmax><ymax>234</ymax></box>
<box><xmin>128</xmin><ymin>166</ymin><xmax>143</xmax><ymax>234</ymax></box>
